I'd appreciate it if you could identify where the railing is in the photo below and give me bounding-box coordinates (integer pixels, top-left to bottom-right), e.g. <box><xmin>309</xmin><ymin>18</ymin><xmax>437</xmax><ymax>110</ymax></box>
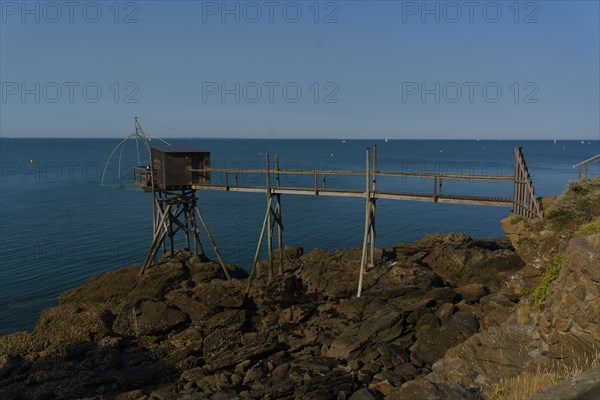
<box><xmin>573</xmin><ymin>154</ymin><xmax>600</xmax><ymax>180</ymax></box>
<box><xmin>133</xmin><ymin>166</ymin><xmax>152</xmax><ymax>189</ymax></box>
<box><xmin>513</xmin><ymin>146</ymin><xmax>543</xmax><ymax>218</ymax></box>
<box><xmin>193</xmin><ymin>167</ymin><xmax>514</xmax><ymax>199</ymax></box>
<box><xmin>135</xmin><ymin>147</ymin><xmax>542</xmax><ymax>218</ymax></box>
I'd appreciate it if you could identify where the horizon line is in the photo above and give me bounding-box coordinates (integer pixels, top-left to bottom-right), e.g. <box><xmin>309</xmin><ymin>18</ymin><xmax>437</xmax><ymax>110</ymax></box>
<box><xmin>1</xmin><ymin>136</ymin><xmax>599</xmax><ymax>141</ymax></box>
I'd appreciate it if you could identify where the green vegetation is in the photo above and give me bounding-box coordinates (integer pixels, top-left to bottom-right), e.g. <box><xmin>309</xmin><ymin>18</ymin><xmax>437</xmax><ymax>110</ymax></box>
<box><xmin>545</xmin><ymin>177</ymin><xmax>600</xmax><ymax>232</ymax></box>
<box><xmin>576</xmin><ymin>217</ymin><xmax>600</xmax><ymax>237</ymax></box>
<box><xmin>508</xmin><ymin>215</ymin><xmax>526</xmax><ymax>225</ymax></box>
<box><xmin>508</xmin><ymin>214</ymin><xmax>543</xmax><ymax>231</ymax></box>
<box><xmin>519</xmin><ymin>288</ymin><xmax>533</xmax><ymax>297</ymax></box>
<box><xmin>533</xmin><ymin>253</ymin><xmax>563</xmax><ymax>306</ymax></box>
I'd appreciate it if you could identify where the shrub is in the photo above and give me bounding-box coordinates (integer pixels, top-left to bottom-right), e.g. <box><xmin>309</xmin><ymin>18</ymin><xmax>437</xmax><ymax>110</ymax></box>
<box><xmin>533</xmin><ymin>253</ymin><xmax>563</xmax><ymax>307</ymax></box>
<box><xmin>545</xmin><ymin>177</ymin><xmax>600</xmax><ymax>231</ymax></box>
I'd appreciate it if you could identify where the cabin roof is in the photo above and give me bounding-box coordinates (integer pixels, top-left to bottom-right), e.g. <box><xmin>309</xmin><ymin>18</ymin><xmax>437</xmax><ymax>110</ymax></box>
<box><xmin>151</xmin><ymin>145</ymin><xmax>209</xmax><ymax>154</ymax></box>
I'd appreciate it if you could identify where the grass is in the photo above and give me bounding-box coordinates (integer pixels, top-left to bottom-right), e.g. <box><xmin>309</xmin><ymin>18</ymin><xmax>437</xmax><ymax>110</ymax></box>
<box><xmin>508</xmin><ymin>214</ymin><xmax>544</xmax><ymax>232</ymax></box>
<box><xmin>485</xmin><ymin>351</ymin><xmax>600</xmax><ymax>400</ymax></box>
<box><xmin>533</xmin><ymin>253</ymin><xmax>563</xmax><ymax>307</ymax></box>
<box><xmin>545</xmin><ymin>177</ymin><xmax>600</xmax><ymax>232</ymax></box>
<box><xmin>576</xmin><ymin>217</ymin><xmax>600</xmax><ymax>237</ymax></box>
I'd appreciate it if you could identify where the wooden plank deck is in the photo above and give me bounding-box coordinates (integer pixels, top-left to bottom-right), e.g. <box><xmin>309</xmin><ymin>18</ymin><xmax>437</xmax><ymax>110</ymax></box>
<box><xmin>191</xmin><ymin>184</ymin><xmax>513</xmax><ymax>207</ymax></box>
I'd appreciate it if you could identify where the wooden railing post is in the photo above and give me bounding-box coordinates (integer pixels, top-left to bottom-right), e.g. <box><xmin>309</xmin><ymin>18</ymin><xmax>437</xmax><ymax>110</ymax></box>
<box><xmin>513</xmin><ymin>146</ymin><xmax>542</xmax><ymax>218</ymax></box>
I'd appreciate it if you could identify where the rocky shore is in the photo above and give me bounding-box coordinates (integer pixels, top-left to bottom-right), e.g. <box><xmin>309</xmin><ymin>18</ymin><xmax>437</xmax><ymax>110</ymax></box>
<box><xmin>1</xmin><ymin>177</ymin><xmax>599</xmax><ymax>400</ymax></box>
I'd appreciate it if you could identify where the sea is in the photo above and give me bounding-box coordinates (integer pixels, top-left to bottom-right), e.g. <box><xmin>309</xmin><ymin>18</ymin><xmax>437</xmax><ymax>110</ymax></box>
<box><xmin>1</xmin><ymin>138</ymin><xmax>598</xmax><ymax>335</ymax></box>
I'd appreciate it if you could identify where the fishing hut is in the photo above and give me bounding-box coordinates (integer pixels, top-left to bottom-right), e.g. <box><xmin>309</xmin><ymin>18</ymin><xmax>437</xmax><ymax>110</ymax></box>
<box><xmin>150</xmin><ymin>146</ymin><xmax>211</xmax><ymax>190</ymax></box>
<box><xmin>130</xmin><ymin>131</ymin><xmax>231</xmax><ymax>280</ymax></box>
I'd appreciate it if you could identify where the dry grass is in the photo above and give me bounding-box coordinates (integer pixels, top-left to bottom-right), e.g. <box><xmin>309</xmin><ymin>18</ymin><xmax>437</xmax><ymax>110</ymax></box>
<box><xmin>485</xmin><ymin>351</ymin><xmax>600</xmax><ymax>400</ymax></box>
<box><xmin>545</xmin><ymin>177</ymin><xmax>600</xmax><ymax>232</ymax></box>
<box><xmin>576</xmin><ymin>216</ymin><xmax>600</xmax><ymax>237</ymax></box>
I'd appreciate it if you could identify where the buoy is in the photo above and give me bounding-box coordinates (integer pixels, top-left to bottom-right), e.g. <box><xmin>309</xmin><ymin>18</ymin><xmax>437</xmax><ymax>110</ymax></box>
<box><xmin>29</xmin><ymin>159</ymin><xmax>33</xmax><ymax>164</ymax></box>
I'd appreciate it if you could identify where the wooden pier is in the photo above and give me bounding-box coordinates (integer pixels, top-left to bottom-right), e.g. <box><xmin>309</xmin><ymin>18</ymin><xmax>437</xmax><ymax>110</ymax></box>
<box><xmin>104</xmin><ymin>118</ymin><xmax>546</xmax><ymax>297</ymax></box>
<box><xmin>131</xmin><ymin>137</ymin><xmax>542</xmax><ymax>297</ymax></box>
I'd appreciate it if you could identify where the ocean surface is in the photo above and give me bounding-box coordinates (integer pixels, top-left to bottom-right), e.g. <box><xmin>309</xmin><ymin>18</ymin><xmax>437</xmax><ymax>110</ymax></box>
<box><xmin>1</xmin><ymin>138</ymin><xmax>598</xmax><ymax>335</ymax></box>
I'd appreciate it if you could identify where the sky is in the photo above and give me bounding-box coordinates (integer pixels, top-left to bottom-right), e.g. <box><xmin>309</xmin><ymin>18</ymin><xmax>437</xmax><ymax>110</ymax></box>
<box><xmin>0</xmin><ymin>0</ymin><xmax>599</xmax><ymax>139</ymax></box>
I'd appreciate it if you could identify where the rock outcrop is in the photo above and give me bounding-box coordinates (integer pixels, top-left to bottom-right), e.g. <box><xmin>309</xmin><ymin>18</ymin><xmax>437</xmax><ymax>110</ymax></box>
<box><xmin>0</xmin><ymin>234</ymin><xmax>524</xmax><ymax>399</ymax></box>
<box><xmin>420</xmin><ymin>178</ymin><xmax>600</xmax><ymax>398</ymax></box>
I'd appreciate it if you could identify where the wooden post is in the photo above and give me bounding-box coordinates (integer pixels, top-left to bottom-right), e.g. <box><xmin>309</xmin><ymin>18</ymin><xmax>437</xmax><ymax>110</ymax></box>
<box><xmin>184</xmin><ymin>207</ymin><xmax>190</xmax><ymax>251</ymax></box>
<box><xmin>370</xmin><ymin>145</ymin><xmax>377</xmax><ymax>267</ymax></box>
<box><xmin>140</xmin><ymin>204</ymin><xmax>171</xmax><ymax>275</ymax></box>
<box><xmin>275</xmin><ymin>154</ymin><xmax>284</xmax><ymax>276</ymax></box>
<box><xmin>245</xmin><ymin>196</ymin><xmax>273</xmax><ymax>294</ymax></box>
<box><xmin>513</xmin><ymin>147</ymin><xmax>521</xmax><ymax>217</ymax></box>
<box><xmin>357</xmin><ymin>147</ymin><xmax>371</xmax><ymax>298</ymax></box>
<box><xmin>433</xmin><ymin>175</ymin><xmax>438</xmax><ymax>202</ymax></box>
<box><xmin>225</xmin><ymin>171</ymin><xmax>229</xmax><ymax>191</ymax></box>
<box><xmin>169</xmin><ymin>211</ymin><xmax>175</xmax><ymax>255</ymax></box>
<box><xmin>196</xmin><ymin>208</ymin><xmax>231</xmax><ymax>281</ymax></box>
<box><xmin>266</xmin><ymin>153</ymin><xmax>274</xmax><ymax>280</ymax></box>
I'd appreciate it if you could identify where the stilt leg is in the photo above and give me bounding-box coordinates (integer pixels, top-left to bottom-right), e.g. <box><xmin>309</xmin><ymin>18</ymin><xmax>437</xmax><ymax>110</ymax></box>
<box><xmin>196</xmin><ymin>208</ymin><xmax>231</xmax><ymax>281</ymax></box>
<box><xmin>245</xmin><ymin>197</ymin><xmax>273</xmax><ymax>294</ymax></box>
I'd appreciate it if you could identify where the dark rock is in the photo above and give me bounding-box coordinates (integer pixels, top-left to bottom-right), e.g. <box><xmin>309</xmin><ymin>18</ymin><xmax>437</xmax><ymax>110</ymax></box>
<box><xmin>59</xmin><ymin>265</ymin><xmax>140</xmax><ymax>304</ymax></box>
<box><xmin>133</xmin><ymin>299</ymin><xmax>189</xmax><ymax>337</ymax></box>
<box><xmin>282</xmin><ymin>246</ymin><xmax>304</xmax><ymax>259</ymax></box>
<box><xmin>349</xmin><ymin>388</ymin><xmax>382</xmax><ymax>400</ymax></box>
<box><xmin>205</xmin><ymin>309</ymin><xmax>246</xmax><ymax>331</ymax></box>
<box><xmin>393</xmin><ymin>378</ymin><xmax>480</xmax><ymax>400</ymax></box>
<box><xmin>131</xmin><ymin>260</ymin><xmax>189</xmax><ymax>299</ymax></box>
<box><xmin>260</xmin><ymin>274</ymin><xmax>305</xmax><ymax>308</ymax></box>
<box><xmin>295</xmin><ymin>369</ymin><xmax>355</xmax><ymax>400</ymax></box>
<box><xmin>327</xmin><ymin>305</ymin><xmax>404</xmax><ymax>362</ymax></box>
<box><xmin>456</xmin><ymin>283</ymin><xmax>488</xmax><ymax>303</ymax></box>
<box><xmin>64</xmin><ymin>340</ymin><xmax>94</xmax><ymax>359</ymax></box>
<box><xmin>411</xmin><ymin>311</ymin><xmax>479</xmax><ymax>365</ymax></box>
<box><xmin>421</xmin><ymin>236</ymin><xmax>523</xmax><ymax>290</ymax></box>
<box><xmin>243</xmin><ymin>362</ymin><xmax>267</xmax><ymax>385</ymax></box>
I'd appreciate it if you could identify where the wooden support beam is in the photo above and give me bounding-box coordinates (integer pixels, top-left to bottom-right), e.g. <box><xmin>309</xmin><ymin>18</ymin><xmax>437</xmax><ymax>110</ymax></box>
<box><xmin>370</xmin><ymin>145</ymin><xmax>377</xmax><ymax>268</ymax></box>
<box><xmin>140</xmin><ymin>204</ymin><xmax>171</xmax><ymax>275</ymax></box>
<box><xmin>275</xmin><ymin>154</ymin><xmax>284</xmax><ymax>276</ymax></box>
<box><xmin>266</xmin><ymin>153</ymin><xmax>274</xmax><ymax>280</ymax></box>
<box><xmin>357</xmin><ymin>147</ymin><xmax>371</xmax><ymax>298</ymax></box>
<box><xmin>245</xmin><ymin>196</ymin><xmax>273</xmax><ymax>295</ymax></box>
<box><xmin>196</xmin><ymin>207</ymin><xmax>231</xmax><ymax>281</ymax></box>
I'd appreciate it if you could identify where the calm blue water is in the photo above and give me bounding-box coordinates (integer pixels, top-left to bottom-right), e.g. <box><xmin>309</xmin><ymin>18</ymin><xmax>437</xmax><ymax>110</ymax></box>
<box><xmin>1</xmin><ymin>138</ymin><xmax>598</xmax><ymax>335</ymax></box>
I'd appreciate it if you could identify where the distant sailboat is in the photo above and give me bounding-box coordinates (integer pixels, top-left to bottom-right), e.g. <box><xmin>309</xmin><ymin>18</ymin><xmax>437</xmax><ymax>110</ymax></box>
<box><xmin>554</xmin><ymin>139</ymin><xmax>557</xmax><ymax>144</ymax></box>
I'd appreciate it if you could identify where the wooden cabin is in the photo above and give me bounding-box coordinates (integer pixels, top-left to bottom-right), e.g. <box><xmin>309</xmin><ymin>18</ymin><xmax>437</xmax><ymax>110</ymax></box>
<box><xmin>150</xmin><ymin>145</ymin><xmax>210</xmax><ymax>190</ymax></box>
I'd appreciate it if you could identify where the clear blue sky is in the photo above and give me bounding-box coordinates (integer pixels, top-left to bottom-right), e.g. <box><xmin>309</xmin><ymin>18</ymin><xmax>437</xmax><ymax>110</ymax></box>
<box><xmin>1</xmin><ymin>0</ymin><xmax>598</xmax><ymax>139</ymax></box>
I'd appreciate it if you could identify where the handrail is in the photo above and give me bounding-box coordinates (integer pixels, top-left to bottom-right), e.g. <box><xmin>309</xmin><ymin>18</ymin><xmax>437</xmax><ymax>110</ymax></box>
<box><xmin>572</xmin><ymin>154</ymin><xmax>600</xmax><ymax>169</ymax></box>
<box><xmin>572</xmin><ymin>154</ymin><xmax>600</xmax><ymax>180</ymax></box>
<box><xmin>191</xmin><ymin>167</ymin><xmax>513</xmax><ymax>181</ymax></box>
